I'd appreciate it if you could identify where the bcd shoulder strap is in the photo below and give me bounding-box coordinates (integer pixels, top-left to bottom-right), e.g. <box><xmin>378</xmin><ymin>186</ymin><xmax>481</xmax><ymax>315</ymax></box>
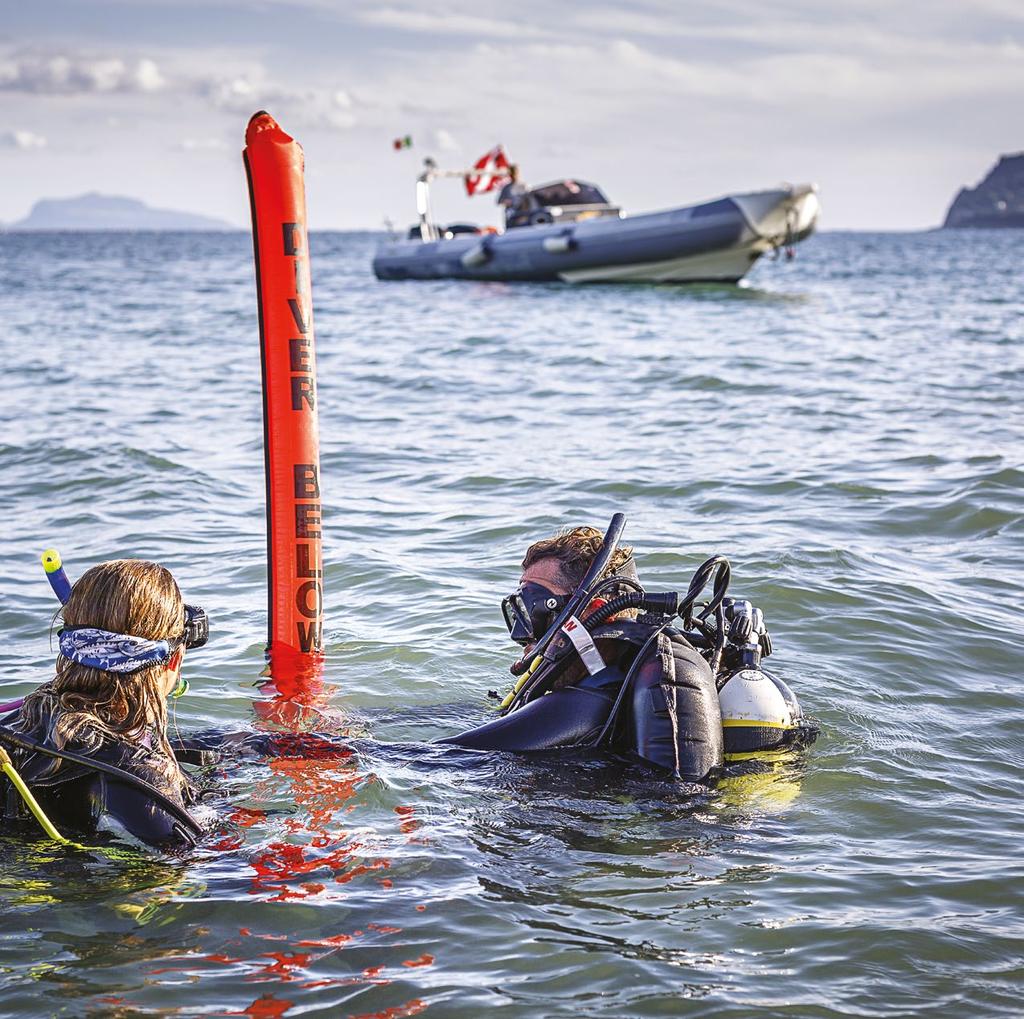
<box><xmin>630</xmin><ymin>630</ymin><xmax>724</xmax><ymax>782</ymax></box>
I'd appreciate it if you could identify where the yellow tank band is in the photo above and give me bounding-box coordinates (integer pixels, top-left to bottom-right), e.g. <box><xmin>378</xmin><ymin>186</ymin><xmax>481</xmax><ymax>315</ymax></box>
<box><xmin>724</xmin><ymin>748</ymin><xmax>795</xmax><ymax>763</ymax></box>
<box><xmin>721</xmin><ymin>718</ymin><xmax>791</xmax><ymax>729</ymax></box>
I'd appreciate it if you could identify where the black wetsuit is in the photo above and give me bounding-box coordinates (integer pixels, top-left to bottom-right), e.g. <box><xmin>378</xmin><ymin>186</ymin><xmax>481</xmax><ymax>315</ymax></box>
<box><xmin>0</xmin><ymin>712</ymin><xmax>201</xmax><ymax>850</ymax></box>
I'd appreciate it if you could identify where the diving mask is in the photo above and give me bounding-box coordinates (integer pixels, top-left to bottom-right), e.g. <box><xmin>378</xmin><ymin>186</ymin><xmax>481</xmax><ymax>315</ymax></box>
<box><xmin>57</xmin><ymin>605</ymin><xmax>208</xmax><ymax>675</ymax></box>
<box><xmin>168</xmin><ymin>606</ymin><xmax>205</xmax><ymax>699</ymax></box>
<box><xmin>178</xmin><ymin>604</ymin><xmax>209</xmax><ymax>650</ymax></box>
<box><xmin>501</xmin><ymin>582</ymin><xmax>569</xmax><ymax>646</ymax></box>
<box><xmin>167</xmin><ymin>606</ymin><xmax>206</xmax><ymax>696</ymax></box>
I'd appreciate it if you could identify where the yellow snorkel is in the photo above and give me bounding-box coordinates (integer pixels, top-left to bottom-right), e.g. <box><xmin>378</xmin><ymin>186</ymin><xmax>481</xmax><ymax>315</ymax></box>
<box><xmin>498</xmin><ymin>654</ymin><xmax>542</xmax><ymax>711</ymax></box>
<box><xmin>0</xmin><ymin>550</ymin><xmax>74</xmax><ymax>842</ymax></box>
<box><xmin>0</xmin><ymin>743</ymin><xmax>68</xmax><ymax>844</ymax></box>
<box><xmin>41</xmin><ymin>547</ymin><xmax>73</xmax><ymax>604</ymax></box>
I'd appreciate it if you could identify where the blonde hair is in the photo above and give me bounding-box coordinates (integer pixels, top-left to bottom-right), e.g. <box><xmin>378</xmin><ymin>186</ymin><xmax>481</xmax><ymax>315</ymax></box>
<box><xmin>20</xmin><ymin>559</ymin><xmax>187</xmax><ymax>788</ymax></box>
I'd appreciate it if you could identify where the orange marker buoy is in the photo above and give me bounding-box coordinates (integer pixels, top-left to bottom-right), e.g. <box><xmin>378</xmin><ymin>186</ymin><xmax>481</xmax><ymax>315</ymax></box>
<box><xmin>244</xmin><ymin>111</ymin><xmax>324</xmax><ymax>659</ymax></box>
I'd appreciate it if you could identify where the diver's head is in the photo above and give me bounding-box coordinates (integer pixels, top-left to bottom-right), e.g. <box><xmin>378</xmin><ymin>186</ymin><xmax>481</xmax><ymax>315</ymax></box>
<box><xmin>521</xmin><ymin>527</ymin><xmax>634</xmax><ymax>592</ymax></box>
<box><xmin>64</xmin><ymin>558</ymin><xmax>184</xmax><ymax>636</ymax></box>
<box><xmin>502</xmin><ymin>526</ymin><xmax>636</xmax><ymax>648</ymax></box>
<box><xmin>39</xmin><ymin>560</ymin><xmax>198</xmax><ymax>748</ymax></box>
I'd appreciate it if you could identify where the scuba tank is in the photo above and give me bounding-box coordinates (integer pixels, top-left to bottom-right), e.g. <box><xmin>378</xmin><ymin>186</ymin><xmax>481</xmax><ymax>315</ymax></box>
<box><xmin>719</xmin><ymin>669</ymin><xmax>805</xmax><ymax>754</ymax></box>
<box><xmin>716</xmin><ymin>598</ymin><xmax>814</xmax><ymax>755</ymax></box>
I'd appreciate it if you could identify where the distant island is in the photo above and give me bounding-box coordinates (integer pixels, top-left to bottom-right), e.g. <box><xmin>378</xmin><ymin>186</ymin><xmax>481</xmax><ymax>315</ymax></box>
<box><xmin>943</xmin><ymin>153</ymin><xmax>1024</xmax><ymax>228</ymax></box>
<box><xmin>8</xmin><ymin>193</ymin><xmax>236</xmax><ymax>231</ymax></box>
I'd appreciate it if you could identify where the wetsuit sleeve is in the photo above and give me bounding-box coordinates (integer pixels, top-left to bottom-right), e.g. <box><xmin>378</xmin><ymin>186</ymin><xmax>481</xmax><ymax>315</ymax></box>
<box><xmin>171</xmin><ymin>728</ymin><xmax>349</xmax><ymax>762</ymax></box>
<box><xmin>98</xmin><ymin>774</ymin><xmax>199</xmax><ymax>850</ymax></box>
<box><xmin>439</xmin><ymin>687</ymin><xmax>614</xmax><ymax>752</ymax></box>
<box><xmin>91</xmin><ymin>744</ymin><xmax>199</xmax><ymax>850</ymax></box>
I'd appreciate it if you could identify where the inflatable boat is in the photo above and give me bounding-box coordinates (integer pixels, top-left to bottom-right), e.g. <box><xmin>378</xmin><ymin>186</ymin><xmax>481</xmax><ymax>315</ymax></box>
<box><xmin>373</xmin><ymin>170</ymin><xmax>819</xmax><ymax>284</ymax></box>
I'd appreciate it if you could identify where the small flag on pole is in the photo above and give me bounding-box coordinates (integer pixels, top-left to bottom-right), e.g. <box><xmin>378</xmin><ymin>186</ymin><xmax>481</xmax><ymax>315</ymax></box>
<box><xmin>392</xmin><ymin>135</ymin><xmax>413</xmax><ymax>150</ymax></box>
<box><xmin>465</xmin><ymin>145</ymin><xmax>510</xmax><ymax>196</ymax></box>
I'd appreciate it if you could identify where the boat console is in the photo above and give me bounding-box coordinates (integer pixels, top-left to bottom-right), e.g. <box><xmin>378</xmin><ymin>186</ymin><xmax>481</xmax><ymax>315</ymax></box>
<box><xmin>513</xmin><ymin>179</ymin><xmax>622</xmax><ymax>227</ymax></box>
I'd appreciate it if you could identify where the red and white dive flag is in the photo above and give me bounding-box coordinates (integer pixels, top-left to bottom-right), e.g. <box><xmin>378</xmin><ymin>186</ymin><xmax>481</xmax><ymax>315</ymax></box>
<box><xmin>465</xmin><ymin>145</ymin><xmax>510</xmax><ymax>196</ymax></box>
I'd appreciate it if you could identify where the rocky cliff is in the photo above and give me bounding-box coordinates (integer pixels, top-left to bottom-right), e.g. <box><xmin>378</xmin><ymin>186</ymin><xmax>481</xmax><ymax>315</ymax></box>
<box><xmin>943</xmin><ymin>153</ymin><xmax>1024</xmax><ymax>228</ymax></box>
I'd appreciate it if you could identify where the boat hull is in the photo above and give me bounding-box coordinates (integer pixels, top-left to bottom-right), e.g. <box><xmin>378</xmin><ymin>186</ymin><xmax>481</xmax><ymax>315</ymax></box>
<box><xmin>373</xmin><ymin>186</ymin><xmax>818</xmax><ymax>284</ymax></box>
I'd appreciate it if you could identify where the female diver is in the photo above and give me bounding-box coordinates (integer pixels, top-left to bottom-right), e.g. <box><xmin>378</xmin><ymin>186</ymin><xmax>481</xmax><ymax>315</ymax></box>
<box><xmin>0</xmin><ymin>559</ymin><xmax>208</xmax><ymax>849</ymax></box>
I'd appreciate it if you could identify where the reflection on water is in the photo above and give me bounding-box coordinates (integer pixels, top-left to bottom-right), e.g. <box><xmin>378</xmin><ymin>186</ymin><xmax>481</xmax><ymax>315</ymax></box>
<box><xmin>715</xmin><ymin>755</ymin><xmax>808</xmax><ymax>813</ymax></box>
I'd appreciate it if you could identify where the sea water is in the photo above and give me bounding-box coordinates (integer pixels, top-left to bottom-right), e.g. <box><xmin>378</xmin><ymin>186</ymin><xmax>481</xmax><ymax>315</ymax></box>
<box><xmin>0</xmin><ymin>229</ymin><xmax>1021</xmax><ymax>1017</ymax></box>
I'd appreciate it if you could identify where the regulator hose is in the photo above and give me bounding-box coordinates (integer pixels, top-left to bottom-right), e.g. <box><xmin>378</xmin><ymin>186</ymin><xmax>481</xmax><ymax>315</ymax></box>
<box><xmin>582</xmin><ymin>591</ymin><xmax>681</xmax><ymax>629</ymax></box>
<box><xmin>589</xmin><ymin>624</ymin><xmax>668</xmax><ymax>749</ymax></box>
<box><xmin>579</xmin><ymin>555</ymin><xmax>732</xmax><ymax>632</ymax></box>
<box><xmin>681</xmin><ymin>555</ymin><xmax>731</xmax><ymax>627</ymax></box>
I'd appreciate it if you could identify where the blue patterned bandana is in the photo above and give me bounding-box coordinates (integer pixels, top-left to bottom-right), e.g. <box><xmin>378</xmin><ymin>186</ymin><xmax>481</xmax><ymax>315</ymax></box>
<box><xmin>58</xmin><ymin>627</ymin><xmax>174</xmax><ymax>674</ymax></box>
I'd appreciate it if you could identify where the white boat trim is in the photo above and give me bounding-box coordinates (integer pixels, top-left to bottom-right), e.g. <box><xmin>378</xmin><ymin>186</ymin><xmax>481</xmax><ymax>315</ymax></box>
<box><xmin>733</xmin><ymin>186</ymin><xmax>819</xmax><ymax>243</ymax></box>
<box><xmin>557</xmin><ymin>243</ymin><xmax>762</xmax><ymax>284</ymax></box>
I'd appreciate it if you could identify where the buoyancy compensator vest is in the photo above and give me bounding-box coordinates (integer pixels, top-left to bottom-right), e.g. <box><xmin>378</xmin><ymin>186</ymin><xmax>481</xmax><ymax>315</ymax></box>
<box><xmin>623</xmin><ymin>627</ymin><xmax>723</xmax><ymax>780</ymax></box>
<box><xmin>444</xmin><ymin>620</ymin><xmax>724</xmax><ymax>782</ymax></box>
<box><xmin>0</xmin><ymin>709</ymin><xmax>205</xmax><ymax>850</ymax></box>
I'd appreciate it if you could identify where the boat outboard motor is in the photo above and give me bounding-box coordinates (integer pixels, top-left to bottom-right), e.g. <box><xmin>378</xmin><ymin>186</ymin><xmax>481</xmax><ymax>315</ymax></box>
<box><xmin>717</xmin><ymin>598</ymin><xmax>808</xmax><ymax>754</ymax></box>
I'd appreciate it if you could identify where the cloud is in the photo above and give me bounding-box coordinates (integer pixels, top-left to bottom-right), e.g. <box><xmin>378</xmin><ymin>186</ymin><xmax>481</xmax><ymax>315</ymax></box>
<box><xmin>433</xmin><ymin>128</ymin><xmax>459</xmax><ymax>151</ymax></box>
<box><xmin>583</xmin><ymin>5</ymin><xmax>1024</xmax><ymax>70</ymax></box>
<box><xmin>356</xmin><ymin>7</ymin><xmax>543</xmax><ymax>38</ymax></box>
<box><xmin>0</xmin><ymin>45</ymin><xmax>361</xmax><ymax>133</ymax></box>
<box><xmin>0</xmin><ymin>52</ymin><xmax>164</xmax><ymax>94</ymax></box>
<box><xmin>442</xmin><ymin>33</ymin><xmax>1024</xmax><ymax>114</ymax></box>
<box><xmin>196</xmin><ymin>71</ymin><xmax>357</xmax><ymax>129</ymax></box>
<box><xmin>179</xmin><ymin>137</ymin><xmax>228</xmax><ymax>151</ymax></box>
<box><xmin>0</xmin><ymin>129</ymin><xmax>47</xmax><ymax>149</ymax></box>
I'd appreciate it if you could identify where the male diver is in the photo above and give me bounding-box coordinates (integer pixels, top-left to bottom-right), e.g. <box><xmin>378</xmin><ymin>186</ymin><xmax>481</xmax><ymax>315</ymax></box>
<box><xmin>443</xmin><ymin>515</ymin><xmax>816</xmax><ymax>781</ymax></box>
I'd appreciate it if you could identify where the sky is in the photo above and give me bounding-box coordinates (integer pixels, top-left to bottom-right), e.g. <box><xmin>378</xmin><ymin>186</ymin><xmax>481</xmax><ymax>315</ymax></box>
<box><xmin>1</xmin><ymin>0</ymin><xmax>1021</xmax><ymax>230</ymax></box>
